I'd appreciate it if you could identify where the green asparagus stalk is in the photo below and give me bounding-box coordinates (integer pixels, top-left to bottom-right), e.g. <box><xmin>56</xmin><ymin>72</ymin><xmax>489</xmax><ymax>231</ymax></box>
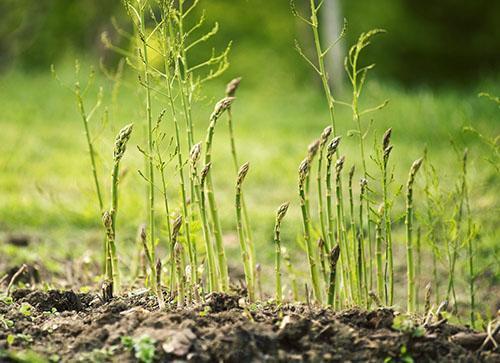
<box><xmin>274</xmin><ymin>202</ymin><xmax>290</xmax><ymax>305</ymax></box>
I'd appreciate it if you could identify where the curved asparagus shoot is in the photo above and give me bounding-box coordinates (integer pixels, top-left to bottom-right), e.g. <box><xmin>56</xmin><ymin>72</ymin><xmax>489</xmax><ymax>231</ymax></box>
<box><xmin>359</xmin><ymin>178</ymin><xmax>369</xmax><ymax>307</ymax></box>
<box><xmin>274</xmin><ymin>201</ymin><xmax>290</xmax><ymax>304</ymax></box>
<box><xmin>204</xmin><ymin>97</ymin><xmax>235</xmax><ymax>290</ymax></box>
<box><xmin>225</xmin><ymin>78</ymin><xmax>256</xmax><ymax>285</ymax></box>
<box><xmin>190</xmin><ymin>144</ymin><xmax>218</xmax><ymax>292</ymax></box>
<box><xmin>172</xmin><ymin>216</ymin><xmax>185</xmax><ymax>308</ymax></box>
<box><xmin>406</xmin><ymin>157</ymin><xmax>423</xmax><ymax>313</ymax></box>
<box><xmin>103</xmin><ymin>123</ymin><xmax>133</xmax><ymax>294</ymax></box>
<box><xmin>375</xmin><ymin>204</ymin><xmax>384</xmax><ymax>303</ymax></box>
<box><xmin>326</xmin><ymin>137</ymin><xmax>342</xmax><ymax>252</ymax></box>
<box><xmin>235</xmin><ymin>162</ymin><xmax>255</xmax><ymax>301</ymax></box>
<box><xmin>462</xmin><ymin>149</ymin><xmax>475</xmax><ymax>328</ymax></box>
<box><xmin>327</xmin><ymin>245</ymin><xmax>341</xmax><ymax>307</ymax></box>
<box><xmin>381</xmin><ymin>128</ymin><xmax>394</xmax><ymax>305</ymax></box>
<box><xmin>335</xmin><ymin>156</ymin><xmax>353</xmax><ymax>304</ymax></box>
<box><xmin>318</xmin><ymin>126</ymin><xmax>333</xmax><ymax>250</ymax></box>
<box><xmin>299</xmin><ymin>157</ymin><xmax>322</xmax><ymax>303</ymax></box>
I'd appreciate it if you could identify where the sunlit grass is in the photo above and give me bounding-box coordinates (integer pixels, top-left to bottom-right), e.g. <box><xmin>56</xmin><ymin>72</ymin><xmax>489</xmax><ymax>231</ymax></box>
<box><xmin>0</xmin><ymin>62</ymin><xmax>498</xmax><ymax>313</ymax></box>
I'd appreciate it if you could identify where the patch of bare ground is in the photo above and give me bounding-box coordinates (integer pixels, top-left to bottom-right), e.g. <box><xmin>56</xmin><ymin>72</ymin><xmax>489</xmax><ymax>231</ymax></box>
<box><xmin>0</xmin><ymin>289</ymin><xmax>498</xmax><ymax>362</ymax></box>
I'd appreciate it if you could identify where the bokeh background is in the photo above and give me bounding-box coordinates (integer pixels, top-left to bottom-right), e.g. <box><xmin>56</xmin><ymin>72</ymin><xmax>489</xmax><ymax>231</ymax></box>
<box><xmin>0</xmin><ymin>0</ymin><xmax>498</xmax><ymax>315</ymax></box>
<box><xmin>2</xmin><ymin>0</ymin><xmax>499</xmax><ymax>83</ymax></box>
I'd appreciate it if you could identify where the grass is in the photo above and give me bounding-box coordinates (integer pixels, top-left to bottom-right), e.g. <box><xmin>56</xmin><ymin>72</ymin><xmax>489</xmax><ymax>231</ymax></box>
<box><xmin>0</xmin><ymin>37</ymin><xmax>499</xmax><ymax>319</ymax></box>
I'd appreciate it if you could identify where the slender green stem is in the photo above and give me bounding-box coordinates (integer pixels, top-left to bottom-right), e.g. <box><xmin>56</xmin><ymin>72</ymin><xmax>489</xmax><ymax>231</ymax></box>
<box><xmin>446</xmin><ymin>155</ymin><xmax>466</xmax><ymax>313</ymax></box>
<box><xmin>193</xmin><ymin>159</ymin><xmax>218</xmax><ymax>292</ymax></box>
<box><xmin>225</xmin><ymin>82</ymin><xmax>256</xmax><ymax>285</ymax></box>
<box><xmin>158</xmin><ymin>161</ymin><xmax>174</xmax><ymax>292</ymax></box>
<box><xmin>335</xmin><ymin>157</ymin><xmax>353</xmax><ymax>304</ymax></box>
<box><xmin>308</xmin><ymin>0</ymin><xmax>337</xmax><ymax>135</ymax></box>
<box><xmin>375</xmin><ymin>206</ymin><xmax>384</xmax><ymax>303</ymax></box>
<box><xmin>156</xmin><ymin>259</ymin><xmax>165</xmax><ymax>310</ymax></box>
<box><xmin>381</xmin><ymin>130</ymin><xmax>394</xmax><ymax>305</ymax></box>
<box><xmin>75</xmin><ymin>86</ymin><xmax>104</xmax><ymax>211</ymax></box>
<box><xmin>174</xmin><ymin>241</ymin><xmax>185</xmax><ymax>308</ymax></box>
<box><xmin>138</xmin><ymin>5</ymin><xmax>156</xmax><ymax>271</ymax></box>
<box><xmin>161</xmin><ymin>16</ymin><xmax>198</xmax><ymax>286</ymax></box>
<box><xmin>359</xmin><ymin>178</ymin><xmax>369</xmax><ymax>308</ymax></box>
<box><xmin>318</xmin><ymin>238</ymin><xmax>328</xmax><ymax>284</ymax></box>
<box><xmin>406</xmin><ymin>158</ymin><xmax>423</xmax><ymax>313</ymax></box>
<box><xmin>318</xmin><ymin>126</ymin><xmax>333</xmax><ymax>249</ymax></box>
<box><xmin>327</xmin><ymin>245</ymin><xmax>341</xmax><ymax>307</ymax></box>
<box><xmin>462</xmin><ymin>149</ymin><xmax>475</xmax><ymax>327</ymax></box>
<box><xmin>348</xmin><ymin>166</ymin><xmax>360</xmax><ymax>305</ymax></box>
<box><xmin>74</xmin><ymin>84</ymin><xmax>107</xmax><ymax>273</ymax></box>
<box><xmin>172</xmin><ymin>216</ymin><xmax>184</xmax><ymax>307</ymax></box>
<box><xmin>326</xmin><ymin>157</ymin><xmax>335</xmax><ymax>251</ymax></box>
<box><xmin>203</xmin><ymin>98</ymin><xmax>235</xmax><ymax>290</ymax></box>
<box><xmin>325</xmin><ymin>137</ymin><xmax>341</xmax><ymax>257</ymax></box>
<box><xmin>274</xmin><ymin>202</ymin><xmax>290</xmax><ymax>304</ymax></box>
<box><xmin>140</xmin><ymin>226</ymin><xmax>155</xmax><ymax>289</ymax></box>
<box><xmin>346</xmin><ymin>31</ymin><xmax>385</xmax><ymax>295</ymax></box>
<box><xmin>299</xmin><ymin>158</ymin><xmax>322</xmax><ymax>303</ymax></box>
<box><xmin>236</xmin><ymin>162</ymin><xmax>254</xmax><ymax>301</ymax></box>
<box><xmin>107</xmin><ymin>123</ymin><xmax>133</xmax><ymax>292</ymax></box>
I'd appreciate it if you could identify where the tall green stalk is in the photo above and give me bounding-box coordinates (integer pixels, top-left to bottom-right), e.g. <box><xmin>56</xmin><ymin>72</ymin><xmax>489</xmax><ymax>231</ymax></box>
<box><xmin>71</xmin><ymin>76</ymin><xmax>106</xmax><ymax>272</ymax></box>
<box><xmin>406</xmin><ymin>158</ymin><xmax>423</xmax><ymax>313</ymax></box>
<box><xmin>140</xmin><ymin>226</ymin><xmax>155</xmax><ymax>291</ymax></box>
<box><xmin>74</xmin><ymin>82</ymin><xmax>104</xmax><ymax>212</ymax></box>
<box><xmin>235</xmin><ymin>162</ymin><xmax>254</xmax><ymax>301</ymax></box>
<box><xmin>416</xmin><ymin>226</ymin><xmax>422</xmax><ymax>310</ymax></box>
<box><xmin>161</xmin><ymin>8</ymin><xmax>198</xmax><ymax>286</ymax></box>
<box><xmin>359</xmin><ymin>178</ymin><xmax>369</xmax><ymax>307</ymax></box>
<box><xmin>225</xmin><ymin>77</ymin><xmax>255</xmax><ymax>283</ymax></box>
<box><xmin>335</xmin><ymin>156</ymin><xmax>353</xmax><ymax>303</ymax></box>
<box><xmin>326</xmin><ymin>137</ymin><xmax>341</xmax><ymax>251</ymax></box>
<box><xmin>191</xmin><ymin>146</ymin><xmax>218</xmax><ymax>292</ymax></box>
<box><xmin>327</xmin><ymin>245</ymin><xmax>341</xmax><ymax>307</ymax></box>
<box><xmin>462</xmin><ymin>149</ymin><xmax>475</xmax><ymax>327</ymax></box>
<box><xmin>103</xmin><ymin>123</ymin><xmax>134</xmax><ymax>295</ymax></box>
<box><xmin>317</xmin><ymin>126</ymin><xmax>333</xmax><ymax>249</ymax></box>
<box><xmin>348</xmin><ymin>165</ymin><xmax>360</xmax><ymax>304</ymax></box>
<box><xmin>298</xmin><ymin>158</ymin><xmax>322</xmax><ymax>303</ymax></box>
<box><xmin>291</xmin><ymin>0</ymin><xmax>342</xmax><ymax>135</ymax></box>
<box><xmin>156</xmin><ymin>259</ymin><xmax>165</xmax><ymax>310</ymax></box>
<box><xmin>305</xmin><ymin>140</ymin><xmax>320</xmax><ymax>214</ymax></box>
<box><xmin>204</xmin><ymin>97</ymin><xmax>235</xmax><ymax>290</ymax></box>
<box><xmin>135</xmin><ymin>2</ymin><xmax>156</xmax><ymax>270</ymax></box>
<box><xmin>274</xmin><ymin>202</ymin><xmax>290</xmax><ymax>305</ymax></box>
<box><xmin>172</xmin><ymin>216</ymin><xmax>184</xmax><ymax>308</ymax></box>
<box><xmin>375</xmin><ymin>205</ymin><xmax>384</xmax><ymax>303</ymax></box>
<box><xmin>381</xmin><ymin>128</ymin><xmax>394</xmax><ymax>305</ymax></box>
<box><xmin>318</xmin><ymin>238</ymin><xmax>328</xmax><ymax>283</ymax></box>
<box><xmin>345</xmin><ymin>29</ymin><xmax>386</xmax><ymax>293</ymax></box>
<box><xmin>446</xmin><ymin>152</ymin><xmax>467</xmax><ymax>312</ymax></box>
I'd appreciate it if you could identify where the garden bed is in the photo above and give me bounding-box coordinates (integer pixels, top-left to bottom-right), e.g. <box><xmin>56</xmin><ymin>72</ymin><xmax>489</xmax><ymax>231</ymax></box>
<box><xmin>1</xmin><ymin>289</ymin><xmax>498</xmax><ymax>362</ymax></box>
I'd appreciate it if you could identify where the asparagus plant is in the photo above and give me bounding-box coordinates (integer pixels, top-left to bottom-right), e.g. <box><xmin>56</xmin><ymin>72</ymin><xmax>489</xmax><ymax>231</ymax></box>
<box><xmin>225</xmin><ymin>77</ymin><xmax>256</xmax><ymax>284</ymax></box>
<box><xmin>235</xmin><ymin>162</ymin><xmax>255</xmax><ymax>301</ymax></box>
<box><xmin>298</xmin><ymin>157</ymin><xmax>322</xmax><ymax>302</ymax></box>
<box><xmin>190</xmin><ymin>144</ymin><xmax>218</xmax><ymax>292</ymax></box>
<box><xmin>381</xmin><ymin>128</ymin><xmax>394</xmax><ymax>305</ymax></box>
<box><xmin>203</xmin><ymin>97</ymin><xmax>235</xmax><ymax>290</ymax></box>
<box><xmin>274</xmin><ymin>202</ymin><xmax>290</xmax><ymax>305</ymax></box>
<box><xmin>406</xmin><ymin>157</ymin><xmax>424</xmax><ymax>313</ymax></box>
<box><xmin>327</xmin><ymin>245</ymin><xmax>341</xmax><ymax>307</ymax></box>
<box><xmin>317</xmin><ymin>126</ymin><xmax>333</xmax><ymax>249</ymax></box>
<box><xmin>102</xmin><ymin>123</ymin><xmax>134</xmax><ymax>298</ymax></box>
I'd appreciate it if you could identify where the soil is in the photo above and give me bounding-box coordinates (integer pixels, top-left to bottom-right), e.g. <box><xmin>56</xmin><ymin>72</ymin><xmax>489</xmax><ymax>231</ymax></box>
<box><xmin>0</xmin><ymin>289</ymin><xmax>498</xmax><ymax>362</ymax></box>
